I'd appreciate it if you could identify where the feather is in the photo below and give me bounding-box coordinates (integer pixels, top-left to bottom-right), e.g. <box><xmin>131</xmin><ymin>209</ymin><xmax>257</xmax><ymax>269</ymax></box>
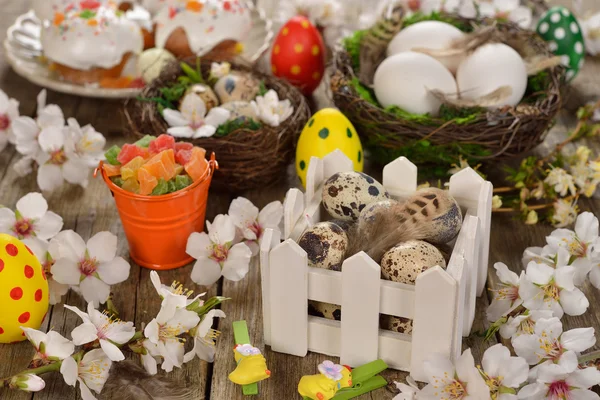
<box><xmin>411</xmin><ymin>24</ymin><xmax>498</xmax><ymax>58</ymax></box>
<box><xmin>428</xmin><ymin>86</ymin><xmax>513</xmax><ymax>108</ymax></box>
<box><xmin>102</xmin><ymin>361</ymin><xmax>198</xmax><ymax>400</ymax></box>
<box><xmin>526</xmin><ymin>55</ymin><xmax>563</xmax><ymax>75</ymax></box>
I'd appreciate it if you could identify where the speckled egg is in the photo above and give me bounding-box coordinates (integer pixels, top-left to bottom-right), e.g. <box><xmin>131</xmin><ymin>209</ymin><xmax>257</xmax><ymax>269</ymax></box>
<box><xmin>402</xmin><ymin>188</ymin><xmax>462</xmax><ymax>245</ymax></box>
<box><xmin>309</xmin><ymin>300</ymin><xmax>341</xmax><ymax>321</ymax></box>
<box><xmin>214</xmin><ymin>72</ymin><xmax>260</xmax><ymax>103</ymax></box>
<box><xmin>298</xmin><ymin>221</ymin><xmax>348</xmax><ymax>271</ymax></box>
<box><xmin>220</xmin><ymin>101</ymin><xmax>259</xmax><ymax>121</ymax></box>
<box><xmin>381</xmin><ymin>240</ymin><xmax>446</xmax><ymax>285</ymax></box>
<box><xmin>185</xmin><ymin>84</ymin><xmax>219</xmax><ymax>111</ymax></box>
<box><xmin>380</xmin><ymin>315</ymin><xmax>413</xmax><ymax>335</ymax></box>
<box><xmin>322</xmin><ymin>172</ymin><xmax>389</xmax><ymax>221</ymax></box>
<box><xmin>0</xmin><ymin>235</ymin><xmax>49</xmax><ymax>343</ymax></box>
<box><xmin>358</xmin><ymin>199</ymin><xmax>398</xmax><ymax>225</ymax></box>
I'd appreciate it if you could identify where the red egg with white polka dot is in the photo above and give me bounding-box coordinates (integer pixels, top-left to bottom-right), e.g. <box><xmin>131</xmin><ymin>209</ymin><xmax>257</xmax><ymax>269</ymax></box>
<box><xmin>0</xmin><ymin>234</ymin><xmax>49</xmax><ymax>343</ymax></box>
<box><xmin>270</xmin><ymin>16</ymin><xmax>325</xmax><ymax>95</ymax></box>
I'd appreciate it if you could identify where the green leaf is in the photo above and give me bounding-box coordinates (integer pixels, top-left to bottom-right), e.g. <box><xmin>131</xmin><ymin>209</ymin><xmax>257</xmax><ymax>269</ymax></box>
<box><xmin>214</xmin><ymin>117</ymin><xmax>262</xmax><ymax>137</ymax></box>
<box><xmin>151</xmin><ymin>179</ymin><xmax>169</xmax><ymax>195</ymax></box>
<box><xmin>257</xmin><ymin>80</ymin><xmax>268</xmax><ymax>97</ymax></box>
<box><xmin>134</xmin><ymin>135</ymin><xmax>157</xmax><ymax>148</ymax></box>
<box><xmin>104</xmin><ymin>145</ymin><xmax>122</xmax><ymax>166</ymax></box>
<box><xmin>180</xmin><ymin>62</ymin><xmax>201</xmax><ymax>83</ymax></box>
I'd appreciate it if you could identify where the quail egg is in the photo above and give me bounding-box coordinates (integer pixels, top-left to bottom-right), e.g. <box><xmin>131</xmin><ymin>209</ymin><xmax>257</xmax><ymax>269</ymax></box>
<box><xmin>309</xmin><ymin>301</ymin><xmax>341</xmax><ymax>321</ymax></box>
<box><xmin>381</xmin><ymin>240</ymin><xmax>446</xmax><ymax>285</ymax></box>
<box><xmin>298</xmin><ymin>221</ymin><xmax>348</xmax><ymax>271</ymax></box>
<box><xmin>214</xmin><ymin>72</ymin><xmax>260</xmax><ymax>103</ymax></box>
<box><xmin>358</xmin><ymin>199</ymin><xmax>398</xmax><ymax>225</ymax></box>
<box><xmin>322</xmin><ymin>172</ymin><xmax>389</xmax><ymax>221</ymax></box>
<box><xmin>185</xmin><ymin>84</ymin><xmax>219</xmax><ymax>111</ymax></box>
<box><xmin>380</xmin><ymin>315</ymin><xmax>413</xmax><ymax>335</ymax></box>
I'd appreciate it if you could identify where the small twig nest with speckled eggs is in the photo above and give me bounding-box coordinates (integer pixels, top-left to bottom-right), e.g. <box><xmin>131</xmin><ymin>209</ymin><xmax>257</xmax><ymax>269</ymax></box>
<box><xmin>125</xmin><ymin>57</ymin><xmax>310</xmax><ymax>193</ymax></box>
<box><xmin>330</xmin><ymin>10</ymin><xmax>566</xmax><ymax>169</ymax></box>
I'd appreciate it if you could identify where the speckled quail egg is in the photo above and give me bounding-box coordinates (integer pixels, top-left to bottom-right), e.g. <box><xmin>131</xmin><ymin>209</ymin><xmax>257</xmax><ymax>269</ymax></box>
<box><xmin>358</xmin><ymin>199</ymin><xmax>398</xmax><ymax>225</ymax></box>
<box><xmin>380</xmin><ymin>315</ymin><xmax>413</xmax><ymax>335</ymax></box>
<box><xmin>219</xmin><ymin>101</ymin><xmax>259</xmax><ymax>121</ymax></box>
<box><xmin>322</xmin><ymin>172</ymin><xmax>390</xmax><ymax>221</ymax></box>
<box><xmin>381</xmin><ymin>240</ymin><xmax>446</xmax><ymax>284</ymax></box>
<box><xmin>298</xmin><ymin>221</ymin><xmax>348</xmax><ymax>271</ymax></box>
<box><xmin>214</xmin><ymin>72</ymin><xmax>260</xmax><ymax>103</ymax></box>
<box><xmin>402</xmin><ymin>187</ymin><xmax>462</xmax><ymax>244</ymax></box>
<box><xmin>309</xmin><ymin>300</ymin><xmax>341</xmax><ymax>321</ymax></box>
<box><xmin>185</xmin><ymin>84</ymin><xmax>219</xmax><ymax>112</ymax></box>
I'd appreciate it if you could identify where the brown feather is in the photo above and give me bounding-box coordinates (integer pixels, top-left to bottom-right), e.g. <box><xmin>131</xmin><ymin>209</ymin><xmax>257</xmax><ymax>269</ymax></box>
<box><xmin>102</xmin><ymin>361</ymin><xmax>198</xmax><ymax>400</ymax></box>
<box><xmin>428</xmin><ymin>86</ymin><xmax>513</xmax><ymax>108</ymax></box>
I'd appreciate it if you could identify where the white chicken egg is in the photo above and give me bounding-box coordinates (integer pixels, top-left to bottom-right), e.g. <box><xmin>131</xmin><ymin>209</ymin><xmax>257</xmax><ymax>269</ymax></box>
<box><xmin>387</xmin><ymin>21</ymin><xmax>466</xmax><ymax>73</ymax></box>
<box><xmin>456</xmin><ymin>43</ymin><xmax>528</xmax><ymax>109</ymax></box>
<box><xmin>373</xmin><ymin>52</ymin><xmax>457</xmax><ymax>116</ymax></box>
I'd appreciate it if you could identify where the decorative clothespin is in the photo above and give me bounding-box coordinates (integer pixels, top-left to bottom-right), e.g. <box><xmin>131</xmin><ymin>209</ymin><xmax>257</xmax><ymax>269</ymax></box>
<box><xmin>228</xmin><ymin>320</ymin><xmax>271</xmax><ymax>396</ymax></box>
<box><xmin>299</xmin><ymin>359</ymin><xmax>388</xmax><ymax>400</ymax></box>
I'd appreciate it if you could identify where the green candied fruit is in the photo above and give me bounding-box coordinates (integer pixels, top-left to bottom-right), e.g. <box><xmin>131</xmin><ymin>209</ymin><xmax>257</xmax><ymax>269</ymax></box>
<box><xmin>175</xmin><ymin>175</ymin><xmax>193</xmax><ymax>191</ymax></box>
<box><xmin>104</xmin><ymin>145</ymin><xmax>122</xmax><ymax>166</ymax></box>
<box><xmin>151</xmin><ymin>179</ymin><xmax>169</xmax><ymax>196</ymax></box>
<box><xmin>167</xmin><ymin>179</ymin><xmax>177</xmax><ymax>194</ymax></box>
<box><xmin>134</xmin><ymin>135</ymin><xmax>157</xmax><ymax>148</ymax></box>
<box><xmin>111</xmin><ymin>177</ymin><xmax>124</xmax><ymax>187</ymax></box>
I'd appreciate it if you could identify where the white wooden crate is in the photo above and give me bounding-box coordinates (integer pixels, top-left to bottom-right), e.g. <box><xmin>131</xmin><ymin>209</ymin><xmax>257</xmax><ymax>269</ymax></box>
<box><xmin>259</xmin><ymin>151</ymin><xmax>492</xmax><ymax>382</ymax></box>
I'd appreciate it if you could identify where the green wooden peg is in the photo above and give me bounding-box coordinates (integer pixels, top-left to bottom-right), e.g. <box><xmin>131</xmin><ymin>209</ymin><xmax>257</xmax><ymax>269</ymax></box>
<box><xmin>333</xmin><ymin>359</ymin><xmax>389</xmax><ymax>400</ymax></box>
<box><xmin>232</xmin><ymin>320</ymin><xmax>258</xmax><ymax>396</ymax></box>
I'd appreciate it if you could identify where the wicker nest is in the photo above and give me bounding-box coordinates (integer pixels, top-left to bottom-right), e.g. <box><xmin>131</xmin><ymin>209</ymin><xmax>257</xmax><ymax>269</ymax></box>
<box><xmin>330</xmin><ymin>17</ymin><xmax>566</xmax><ymax>166</ymax></box>
<box><xmin>125</xmin><ymin>59</ymin><xmax>310</xmax><ymax>192</ymax></box>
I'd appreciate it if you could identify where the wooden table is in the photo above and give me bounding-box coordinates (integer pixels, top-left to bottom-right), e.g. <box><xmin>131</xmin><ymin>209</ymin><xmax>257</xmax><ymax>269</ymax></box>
<box><xmin>1</xmin><ymin>0</ymin><xmax>600</xmax><ymax>399</ymax></box>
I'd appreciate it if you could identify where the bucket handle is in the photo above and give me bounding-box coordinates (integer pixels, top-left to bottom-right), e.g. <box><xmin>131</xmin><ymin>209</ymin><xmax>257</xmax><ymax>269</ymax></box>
<box><xmin>94</xmin><ymin>152</ymin><xmax>219</xmax><ymax>178</ymax></box>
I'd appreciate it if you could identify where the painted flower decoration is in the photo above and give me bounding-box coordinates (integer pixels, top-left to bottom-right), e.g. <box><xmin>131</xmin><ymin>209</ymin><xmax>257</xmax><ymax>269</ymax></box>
<box><xmin>487</xmin><ymin>262</ymin><xmax>525</xmax><ymax>322</ymax></box>
<box><xmin>420</xmin><ymin>349</ymin><xmax>490</xmax><ymax>399</ymax></box>
<box><xmin>478</xmin><ymin>344</ymin><xmax>529</xmax><ymax>400</ymax></box>
<box><xmin>50</xmin><ymin>230</ymin><xmax>131</xmax><ymax>306</ymax></box>
<box><xmin>0</xmin><ymin>192</ymin><xmax>63</xmax><ymax>248</ymax></box>
<box><xmin>519</xmin><ymin>261</ymin><xmax>589</xmax><ymax>318</ymax></box>
<box><xmin>143</xmin><ymin>295</ymin><xmax>200</xmax><ymax>372</ymax></box>
<box><xmin>65</xmin><ymin>303</ymin><xmax>136</xmax><ymax>362</ymax></box>
<box><xmin>499</xmin><ymin>310</ymin><xmax>553</xmax><ymax>340</ymax></box>
<box><xmin>186</xmin><ymin>214</ymin><xmax>253</xmax><ymax>286</ymax></box>
<box><xmin>518</xmin><ymin>363</ymin><xmax>600</xmax><ymax>399</ymax></box>
<box><xmin>27</xmin><ymin>237</ymin><xmax>69</xmax><ymax>305</ymax></box>
<box><xmin>513</xmin><ymin>317</ymin><xmax>595</xmax><ymax>371</ymax></box>
<box><xmin>163</xmin><ymin>93</ymin><xmax>230</xmax><ymax>139</ymax></box>
<box><xmin>235</xmin><ymin>344</ymin><xmax>262</xmax><ymax>357</ymax></box>
<box><xmin>228</xmin><ymin>197</ymin><xmax>283</xmax><ymax>255</ymax></box>
<box><xmin>184</xmin><ymin>309</ymin><xmax>226</xmax><ymax>363</ymax></box>
<box><xmin>21</xmin><ymin>327</ymin><xmax>75</xmax><ymax>363</ymax></box>
<box><xmin>209</xmin><ymin>62</ymin><xmax>231</xmax><ymax>79</ymax></box>
<box><xmin>318</xmin><ymin>360</ymin><xmax>344</xmax><ymax>381</ymax></box>
<box><xmin>60</xmin><ymin>348</ymin><xmax>112</xmax><ymax>400</ymax></box>
<box><xmin>0</xmin><ymin>89</ymin><xmax>19</xmax><ymax>152</ymax></box>
<box><xmin>252</xmin><ymin>90</ymin><xmax>293</xmax><ymax>127</ymax></box>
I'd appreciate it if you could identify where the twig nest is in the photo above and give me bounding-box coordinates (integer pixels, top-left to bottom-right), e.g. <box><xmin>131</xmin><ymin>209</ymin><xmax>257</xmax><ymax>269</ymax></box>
<box><xmin>220</xmin><ymin>101</ymin><xmax>259</xmax><ymax>121</ymax></box>
<box><xmin>322</xmin><ymin>172</ymin><xmax>390</xmax><ymax>221</ymax></box>
<box><xmin>358</xmin><ymin>199</ymin><xmax>398</xmax><ymax>225</ymax></box>
<box><xmin>185</xmin><ymin>84</ymin><xmax>219</xmax><ymax>112</ymax></box>
<box><xmin>298</xmin><ymin>221</ymin><xmax>349</xmax><ymax>271</ymax></box>
<box><xmin>214</xmin><ymin>72</ymin><xmax>261</xmax><ymax>103</ymax></box>
<box><xmin>402</xmin><ymin>188</ymin><xmax>462</xmax><ymax>245</ymax></box>
<box><xmin>381</xmin><ymin>240</ymin><xmax>446</xmax><ymax>284</ymax></box>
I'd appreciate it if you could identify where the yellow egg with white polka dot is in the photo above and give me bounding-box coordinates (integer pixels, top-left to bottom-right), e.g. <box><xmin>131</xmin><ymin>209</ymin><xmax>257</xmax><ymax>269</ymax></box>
<box><xmin>0</xmin><ymin>234</ymin><xmax>49</xmax><ymax>343</ymax></box>
<box><xmin>296</xmin><ymin>108</ymin><xmax>364</xmax><ymax>188</ymax></box>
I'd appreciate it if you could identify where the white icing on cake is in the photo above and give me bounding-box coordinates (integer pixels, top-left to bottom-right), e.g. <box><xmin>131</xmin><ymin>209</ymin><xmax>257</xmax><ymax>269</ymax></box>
<box><xmin>154</xmin><ymin>0</ymin><xmax>252</xmax><ymax>56</ymax></box>
<box><xmin>41</xmin><ymin>5</ymin><xmax>144</xmax><ymax>70</ymax></box>
<box><xmin>141</xmin><ymin>0</ymin><xmax>178</xmax><ymax>15</ymax></box>
<box><xmin>33</xmin><ymin>0</ymin><xmax>75</xmax><ymax>21</ymax></box>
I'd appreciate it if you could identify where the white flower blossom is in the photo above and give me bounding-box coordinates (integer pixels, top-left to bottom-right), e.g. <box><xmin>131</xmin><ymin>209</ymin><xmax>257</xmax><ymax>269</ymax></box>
<box><xmin>499</xmin><ymin>310</ymin><xmax>553</xmax><ymax>340</ymax></box>
<box><xmin>0</xmin><ymin>89</ymin><xmax>19</xmax><ymax>152</ymax></box>
<box><xmin>27</xmin><ymin>237</ymin><xmax>69</xmax><ymax>305</ymax></box>
<box><xmin>66</xmin><ymin>118</ymin><xmax>106</xmax><ymax>167</ymax></box>
<box><xmin>163</xmin><ymin>93</ymin><xmax>230</xmax><ymax>139</ymax></box>
<box><xmin>479</xmin><ymin>344</ymin><xmax>529</xmax><ymax>400</ymax></box>
<box><xmin>252</xmin><ymin>90</ymin><xmax>293</xmax><ymax>127</ymax></box>
<box><xmin>60</xmin><ymin>349</ymin><xmax>112</xmax><ymax>400</ymax></box>
<box><xmin>21</xmin><ymin>327</ymin><xmax>74</xmax><ymax>362</ymax></box>
<box><xmin>544</xmin><ymin>167</ymin><xmax>576</xmax><ymax>197</ymax></box>
<box><xmin>13</xmin><ymin>156</ymin><xmax>35</xmax><ymax>177</ymax></box>
<box><xmin>10</xmin><ymin>374</ymin><xmax>46</xmax><ymax>392</ymax></box>
<box><xmin>65</xmin><ymin>303</ymin><xmax>136</xmax><ymax>362</ymax></box>
<box><xmin>517</xmin><ymin>363</ymin><xmax>600</xmax><ymax>399</ymax></box>
<box><xmin>186</xmin><ymin>214</ymin><xmax>253</xmax><ymax>286</ymax></box>
<box><xmin>51</xmin><ymin>230</ymin><xmax>131</xmax><ymax>306</ymax></box>
<box><xmin>487</xmin><ymin>262</ymin><xmax>524</xmax><ymax>322</ymax></box>
<box><xmin>228</xmin><ymin>197</ymin><xmax>283</xmax><ymax>255</ymax></box>
<box><xmin>150</xmin><ymin>270</ymin><xmax>205</xmax><ymax>308</ymax></box>
<box><xmin>551</xmin><ymin>198</ymin><xmax>579</xmax><ymax>228</ymax></box>
<box><xmin>476</xmin><ymin>0</ymin><xmax>533</xmax><ymax>29</ymax></box>
<box><xmin>183</xmin><ymin>309</ymin><xmax>226</xmax><ymax>363</ymax></box>
<box><xmin>393</xmin><ymin>377</ymin><xmax>420</xmax><ymax>400</ymax></box>
<box><xmin>0</xmin><ymin>192</ymin><xmax>63</xmax><ymax>249</ymax></box>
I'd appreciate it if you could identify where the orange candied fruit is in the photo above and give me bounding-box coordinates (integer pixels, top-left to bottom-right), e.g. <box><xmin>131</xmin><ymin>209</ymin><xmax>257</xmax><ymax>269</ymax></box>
<box><xmin>140</xmin><ymin>149</ymin><xmax>177</xmax><ymax>181</ymax></box>
<box><xmin>137</xmin><ymin>167</ymin><xmax>158</xmax><ymax>195</ymax></box>
<box><xmin>102</xmin><ymin>163</ymin><xmax>121</xmax><ymax>177</ymax></box>
<box><xmin>184</xmin><ymin>147</ymin><xmax>208</xmax><ymax>182</ymax></box>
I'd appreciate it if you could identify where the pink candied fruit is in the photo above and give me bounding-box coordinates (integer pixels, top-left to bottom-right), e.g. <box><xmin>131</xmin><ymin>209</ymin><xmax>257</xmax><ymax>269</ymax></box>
<box><xmin>117</xmin><ymin>144</ymin><xmax>149</xmax><ymax>165</ymax></box>
<box><xmin>149</xmin><ymin>134</ymin><xmax>176</xmax><ymax>154</ymax></box>
<box><xmin>174</xmin><ymin>142</ymin><xmax>193</xmax><ymax>151</ymax></box>
<box><xmin>175</xmin><ymin>149</ymin><xmax>194</xmax><ymax>166</ymax></box>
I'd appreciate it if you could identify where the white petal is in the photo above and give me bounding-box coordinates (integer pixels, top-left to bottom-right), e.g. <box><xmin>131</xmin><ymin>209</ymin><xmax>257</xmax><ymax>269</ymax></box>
<box><xmin>203</xmin><ymin>107</ymin><xmax>230</xmax><ymax>127</ymax></box>
<box><xmin>190</xmin><ymin>258</ymin><xmax>222</xmax><ymax>286</ymax></box>
<box><xmin>51</xmin><ymin>258</ymin><xmax>82</xmax><ymax>285</ymax></box>
<box><xmin>0</xmin><ymin>208</ymin><xmax>16</xmax><ymax>235</ymax></box>
<box><xmin>96</xmin><ymin>257</ymin><xmax>130</xmax><ymax>285</ymax></box>
<box><xmin>37</xmin><ymin>164</ymin><xmax>64</xmax><ymax>192</ymax></box>
<box><xmin>197</xmin><ymin>309</ymin><xmax>226</xmax><ymax>338</ymax></box>
<box><xmin>53</xmin><ymin>230</ymin><xmax>87</xmax><ymax>260</ymax></box>
<box><xmin>501</xmin><ymin>356</ymin><xmax>529</xmax><ymax>388</ymax></box>
<box><xmin>60</xmin><ymin>357</ymin><xmax>78</xmax><ymax>387</ymax></box>
<box><xmin>557</xmin><ymin>350</ymin><xmax>579</xmax><ymax>373</ymax></box>
<box><xmin>423</xmin><ymin>354</ymin><xmax>455</xmax><ymax>383</ymax></box>
<box><xmin>510</xmin><ymin>6</ymin><xmax>533</xmax><ymax>29</ymax></box>
<box><xmin>228</xmin><ymin>197</ymin><xmax>259</xmax><ymax>229</ymax></box>
<box><xmin>561</xmin><ymin>327</ymin><xmax>596</xmax><ymax>352</ymax></box>
<box><xmin>62</xmin><ymin>160</ymin><xmax>90</xmax><ymax>186</ymax></box>
<box><xmin>38</xmin><ymin>126</ymin><xmax>65</xmax><ymax>152</ymax></box>
<box><xmin>569</xmin><ymin>389</ymin><xmax>600</xmax><ymax>400</ymax></box>
<box><xmin>141</xmin><ymin>352</ymin><xmax>158</xmax><ymax>375</ymax></box>
<box><xmin>526</xmin><ymin>262</ymin><xmax>555</xmax><ymax>285</ymax></box>
<box><xmin>168</xmin><ymin>309</ymin><xmax>200</xmax><ymax>333</ymax></box>
<box><xmin>19</xmin><ymin>374</ymin><xmax>46</xmax><ymax>392</ymax></box>
<box><xmin>487</xmin><ymin>298</ymin><xmax>513</xmax><ymax>322</ymax></box>
<box><xmin>100</xmin><ymin>339</ymin><xmax>125</xmax><ymax>361</ymax></box>
<box><xmin>567</xmin><ymin>367</ymin><xmax>600</xmax><ymax>389</ymax></box>
<box><xmin>535</xmin><ymin>317</ymin><xmax>563</xmax><ymax>339</ymax></box>
<box><xmin>37</xmin><ymin>105</ymin><xmax>64</xmax><ymax>129</ymax></box>
<box><xmin>186</xmin><ymin>232</ymin><xmax>212</xmax><ymax>259</ymax></box>
<box><xmin>36</xmin><ymin>211</ymin><xmax>63</xmax><ymax>240</ymax></box>
<box><xmin>163</xmin><ymin>109</ymin><xmax>190</xmax><ymax>127</ymax></box>
<box><xmin>209</xmin><ymin>214</ymin><xmax>236</xmax><ymax>244</ymax></box>
<box><xmin>221</xmin><ymin>243</ymin><xmax>252</xmax><ymax>281</ymax></box>
<box><xmin>193</xmin><ymin>125</ymin><xmax>216</xmax><ymax>139</ymax></box>
<box><xmin>37</xmin><ymin>90</ymin><xmax>47</xmax><ymax>110</ymax></box>
<box><xmin>45</xmin><ymin>331</ymin><xmax>75</xmax><ymax>359</ymax></box>
<box><xmin>144</xmin><ymin>319</ymin><xmax>160</xmax><ymax>344</ymax></box>
<box><xmin>481</xmin><ymin>344</ymin><xmax>510</xmax><ymax>379</ymax></box>
<box><xmin>575</xmin><ymin>212</ymin><xmax>598</xmax><ymax>242</ymax></box>
<box><xmin>589</xmin><ymin>266</ymin><xmax>600</xmax><ymax>289</ymax></box>
<box><xmin>21</xmin><ymin>327</ymin><xmax>46</xmax><ymax>349</ymax></box>
<box><xmin>194</xmin><ymin>339</ymin><xmax>217</xmax><ymax>362</ymax></box>
<box><xmin>70</xmin><ymin>323</ymin><xmax>99</xmax><ymax>345</ymax></box>
<box><xmin>80</xmin><ymin>276</ymin><xmax>111</xmax><ymax>306</ymax></box>
<box><xmin>16</xmin><ymin>192</ymin><xmax>48</xmax><ymax>219</ymax></box>
<box><xmin>64</xmin><ymin>304</ymin><xmax>91</xmax><ymax>323</ymax></box>
<box><xmin>258</xmin><ymin>201</ymin><xmax>283</xmax><ymax>229</ymax></box>
<box><xmin>78</xmin><ymin>380</ymin><xmax>98</xmax><ymax>400</ymax></box>
<box><xmin>13</xmin><ymin>156</ymin><xmax>34</xmax><ymax>177</ymax></box>
<box><xmin>559</xmin><ymin>288</ymin><xmax>589</xmax><ymax>316</ymax></box>
<box><xmin>180</xmin><ymin>93</ymin><xmax>207</xmax><ymax>119</ymax></box>
<box><xmin>512</xmin><ymin>334</ymin><xmax>541</xmax><ymax>365</ymax></box>
<box><xmin>555</xmin><ymin>266</ymin><xmax>576</xmax><ymax>290</ymax></box>
<box><xmin>454</xmin><ymin>348</ymin><xmax>476</xmax><ymax>382</ymax></box>
<box><xmin>167</xmin><ymin>126</ymin><xmax>195</xmax><ymax>138</ymax></box>
<box><xmin>516</xmin><ymin>383</ymin><xmax>547</xmax><ymax>399</ymax></box>
<box><xmin>86</xmin><ymin>231</ymin><xmax>117</xmax><ymax>262</ymax></box>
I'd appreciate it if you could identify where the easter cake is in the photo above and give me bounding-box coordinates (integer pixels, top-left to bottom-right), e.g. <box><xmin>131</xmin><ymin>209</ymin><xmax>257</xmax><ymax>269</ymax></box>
<box><xmin>41</xmin><ymin>3</ymin><xmax>144</xmax><ymax>85</ymax></box>
<box><xmin>154</xmin><ymin>0</ymin><xmax>252</xmax><ymax>59</ymax></box>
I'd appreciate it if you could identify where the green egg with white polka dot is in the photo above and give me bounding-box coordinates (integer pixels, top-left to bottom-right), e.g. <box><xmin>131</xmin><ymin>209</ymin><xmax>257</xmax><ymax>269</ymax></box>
<box><xmin>536</xmin><ymin>6</ymin><xmax>585</xmax><ymax>81</ymax></box>
<box><xmin>296</xmin><ymin>108</ymin><xmax>364</xmax><ymax>188</ymax></box>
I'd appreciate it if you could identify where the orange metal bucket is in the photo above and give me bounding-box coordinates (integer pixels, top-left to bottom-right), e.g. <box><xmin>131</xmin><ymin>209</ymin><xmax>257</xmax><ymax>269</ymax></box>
<box><xmin>96</xmin><ymin>154</ymin><xmax>218</xmax><ymax>270</ymax></box>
